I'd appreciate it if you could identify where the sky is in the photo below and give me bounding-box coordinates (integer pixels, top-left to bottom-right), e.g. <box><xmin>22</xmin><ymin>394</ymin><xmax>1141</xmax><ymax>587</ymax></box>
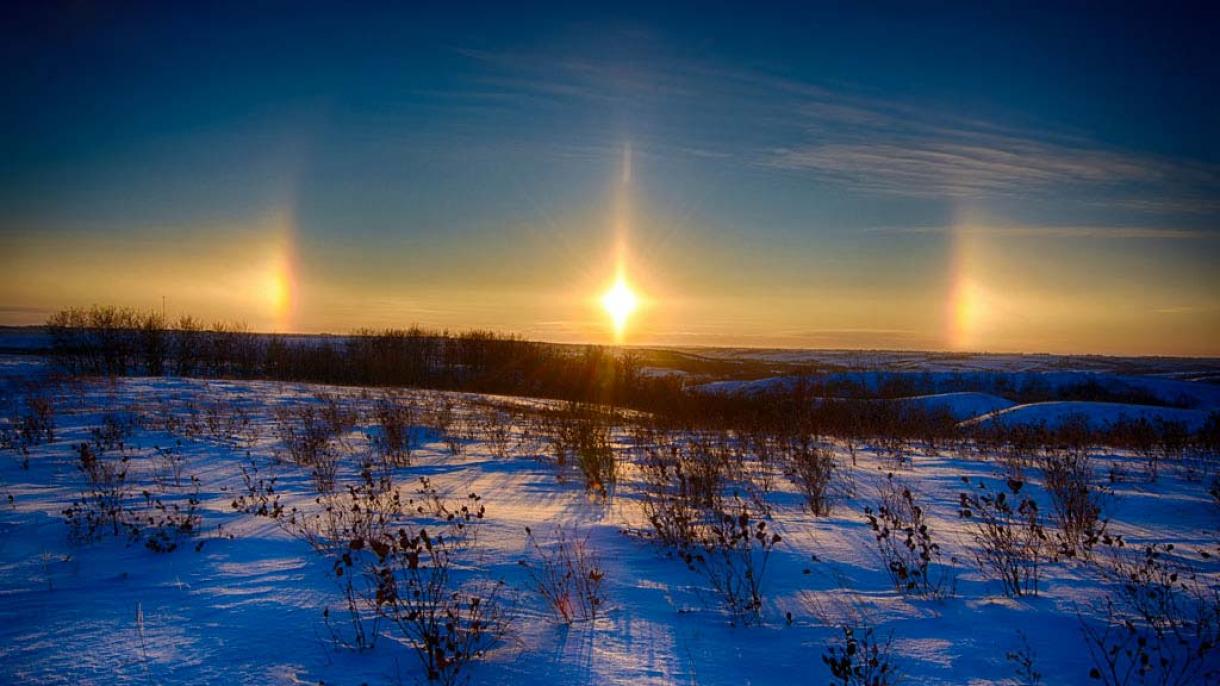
<box><xmin>2</xmin><ymin>1</ymin><xmax>1218</xmax><ymax>356</ymax></box>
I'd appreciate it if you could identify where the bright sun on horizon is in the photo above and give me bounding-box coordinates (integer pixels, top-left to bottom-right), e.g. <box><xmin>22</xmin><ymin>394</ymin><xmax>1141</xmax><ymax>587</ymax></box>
<box><xmin>601</xmin><ymin>275</ymin><xmax>638</xmax><ymax>342</ymax></box>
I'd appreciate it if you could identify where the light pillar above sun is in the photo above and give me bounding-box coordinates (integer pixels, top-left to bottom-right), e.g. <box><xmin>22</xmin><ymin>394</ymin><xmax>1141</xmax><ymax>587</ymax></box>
<box><xmin>598</xmin><ymin>144</ymin><xmax>643</xmax><ymax>343</ymax></box>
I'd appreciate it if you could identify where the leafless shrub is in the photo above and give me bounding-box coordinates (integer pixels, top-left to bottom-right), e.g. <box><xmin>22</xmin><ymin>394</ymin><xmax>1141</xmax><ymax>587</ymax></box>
<box><xmin>785</xmin><ymin>437</ymin><xmax>836</xmax><ymax>516</ymax></box>
<box><xmin>547</xmin><ymin>403</ymin><xmax>617</xmax><ymax>496</ymax></box>
<box><xmin>149</xmin><ymin>396</ymin><xmax>199</xmax><ymax>439</ymax></box>
<box><xmin>1007</xmin><ymin>631</ymin><xmax>1043</xmax><ymax>686</ymax></box>
<box><xmin>543</xmin><ymin>404</ymin><xmax>581</xmax><ymax>467</ymax></box>
<box><xmin>521</xmin><ymin>524</ymin><xmax>605</xmax><ymax>624</ymax></box>
<box><xmin>90</xmin><ymin>411</ymin><xmax>140</xmax><ymax>453</ymax></box>
<box><xmin>575</xmin><ymin>428</ymin><xmax>616</xmax><ymax>497</ymax></box>
<box><xmin>367</xmin><ymin>488</ymin><xmax>507</xmax><ymax>684</ymax></box>
<box><xmin>404</xmin><ymin>477</ymin><xmax>465</xmax><ymax>521</ymax></box>
<box><xmin>1083</xmin><ymin>542</ymin><xmax>1220</xmax><ymax>686</ymax></box>
<box><xmin>320</xmin><ymin>392</ymin><xmax>359</xmax><ymax>432</ymax></box>
<box><xmin>1051</xmin><ymin>414</ymin><xmax>1096</xmax><ymax>470</ymax></box>
<box><xmin>198</xmin><ymin>397</ymin><xmax>257</xmax><ymax>446</ymax></box>
<box><xmin>234</xmin><ymin>460</ymin><xmax>394</xmax><ymax>649</ymax></box>
<box><xmin>1041</xmin><ymin>449</ymin><xmax>1107</xmax><ymax>556</ymax></box>
<box><xmin>958</xmin><ymin>477</ymin><xmax>1050</xmax><ymax>597</ymax></box>
<box><xmin>372</xmin><ymin>393</ymin><xmax>418</xmax><ymax>466</ymax></box>
<box><xmin>979</xmin><ymin>421</ymin><xmax>1049</xmax><ymax>482</ymax></box>
<box><xmin>427</xmin><ymin>394</ymin><xmax>464</xmax><ymax>456</ymax></box>
<box><xmin>680</xmin><ymin>497</ymin><xmax>780</xmax><ymax>625</ymax></box>
<box><xmin>231</xmin><ymin>460</ymin><xmax>284</xmax><ymax>520</ymax></box>
<box><xmin>913</xmin><ymin>405</ymin><xmax>959</xmax><ymax>455</ymax></box>
<box><xmin>1107</xmin><ymin>416</ymin><xmax>1191</xmax><ymax>483</ymax></box>
<box><xmin>236</xmin><ymin>461</ymin><xmax>507</xmax><ymax>676</ymax></box>
<box><xmin>1154</xmin><ymin>420</ymin><xmax>1190</xmax><ymax>475</ymax></box>
<box><xmin>64</xmin><ymin>442</ymin><xmax>132</xmax><ymax>541</ymax></box>
<box><xmin>514</xmin><ymin>412</ymin><xmax>550</xmax><ymax>458</ymax></box>
<box><xmin>151</xmin><ymin>444</ymin><xmax>186</xmax><ymax>488</ymax></box>
<box><xmin>472</xmin><ymin>404</ymin><xmax>514</xmax><ymax>459</ymax></box>
<box><xmin>822</xmin><ymin>624</ymin><xmax>900</xmax><ymax>686</ymax></box>
<box><xmin>744</xmin><ymin>429</ymin><xmax>780</xmax><ymax>500</ymax></box>
<box><xmin>633</xmin><ymin>426</ymin><xmax>779</xmax><ymax>623</ymax></box>
<box><xmin>273</xmin><ymin>396</ymin><xmax>355</xmax><ymax>492</ymax></box>
<box><xmin>1</xmin><ymin>395</ymin><xmax>56</xmax><ymax>468</ymax></box>
<box><xmin>865</xmin><ymin>475</ymin><xmax>954</xmax><ymax>598</ymax></box>
<box><xmin>23</xmin><ymin>396</ymin><xmax>54</xmax><ymax>445</ymax></box>
<box><xmin>139</xmin><ymin>475</ymin><xmax>202</xmax><ymax>553</ymax></box>
<box><xmin>64</xmin><ymin>439</ymin><xmax>201</xmax><ymax>552</ymax></box>
<box><xmin>636</xmin><ymin>430</ymin><xmax>711</xmax><ymax>548</ymax></box>
<box><xmin>876</xmin><ymin>435</ymin><xmax>910</xmax><ymax>465</ymax></box>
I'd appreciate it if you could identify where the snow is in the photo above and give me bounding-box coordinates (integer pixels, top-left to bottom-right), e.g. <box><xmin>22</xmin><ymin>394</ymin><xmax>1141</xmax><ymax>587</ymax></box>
<box><xmin>0</xmin><ymin>355</ymin><xmax>1217</xmax><ymax>685</ymax></box>
<box><xmin>0</xmin><ymin>328</ymin><xmax>51</xmax><ymax>354</ymax></box>
<box><xmin>964</xmin><ymin>401</ymin><xmax>1213</xmax><ymax>431</ymax></box>
<box><xmin>894</xmin><ymin>392</ymin><xmax>1016</xmax><ymax>421</ymax></box>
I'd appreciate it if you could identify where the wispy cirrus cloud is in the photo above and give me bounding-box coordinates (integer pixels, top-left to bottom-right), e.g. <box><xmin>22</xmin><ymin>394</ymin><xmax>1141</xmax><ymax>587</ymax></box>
<box><xmin>449</xmin><ymin>44</ymin><xmax>1220</xmax><ymax>214</ymax></box>
<box><xmin>862</xmin><ymin>224</ymin><xmax>1218</xmax><ymax>240</ymax></box>
<box><xmin>763</xmin><ymin>131</ymin><xmax>1218</xmax><ymax>205</ymax></box>
<box><xmin>768</xmin><ymin>140</ymin><xmax>1166</xmax><ymax>195</ymax></box>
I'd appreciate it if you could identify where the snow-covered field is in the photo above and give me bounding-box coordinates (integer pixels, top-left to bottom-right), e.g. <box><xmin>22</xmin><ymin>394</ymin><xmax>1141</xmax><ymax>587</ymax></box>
<box><xmin>1</xmin><ymin>355</ymin><xmax>1217</xmax><ymax>685</ymax></box>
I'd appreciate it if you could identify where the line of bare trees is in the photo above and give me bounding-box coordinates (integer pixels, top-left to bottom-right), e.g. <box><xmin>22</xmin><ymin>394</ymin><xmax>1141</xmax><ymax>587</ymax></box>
<box><xmin>44</xmin><ymin>306</ymin><xmax>1220</xmax><ymax>455</ymax></box>
<box><xmin>45</xmin><ymin>305</ymin><xmax>666</xmax><ymax>404</ymax></box>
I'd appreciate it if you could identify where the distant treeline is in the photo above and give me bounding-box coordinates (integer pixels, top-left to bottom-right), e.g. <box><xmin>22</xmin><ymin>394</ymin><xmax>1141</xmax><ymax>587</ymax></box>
<box><xmin>804</xmin><ymin>373</ymin><xmax>1188</xmax><ymax>408</ymax></box>
<box><xmin>43</xmin><ymin>305</ymin><xmax>1220</xmax><ymax>453</ymax></box>
<box><xmin>45</xmin><ymin>305</ymin><xmax>676</xmax><ymax>406</ymax></box>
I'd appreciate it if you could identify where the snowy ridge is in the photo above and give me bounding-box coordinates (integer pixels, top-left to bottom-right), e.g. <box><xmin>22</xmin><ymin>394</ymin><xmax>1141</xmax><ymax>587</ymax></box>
<box><xmin>963</xmin><ymin>401</ymin><xmax>1213</xmax><ymax>431</ymax></box>
<box><xmin>893</xmin><ymin>392</ymin><xmax>1016</xmax><ymax>421</ymax></box>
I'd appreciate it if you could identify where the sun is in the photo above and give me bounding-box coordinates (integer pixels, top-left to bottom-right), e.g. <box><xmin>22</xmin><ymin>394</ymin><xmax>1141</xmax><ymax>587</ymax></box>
<box><xmin>601</xmin><ymin>275</ymin><xmax>638</xmax><ymax>341</ymax></box>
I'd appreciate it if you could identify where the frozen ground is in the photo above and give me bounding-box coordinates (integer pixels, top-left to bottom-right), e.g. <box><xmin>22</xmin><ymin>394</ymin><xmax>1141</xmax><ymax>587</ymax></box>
<box><xmin>965</xmin><ymin>401</ymin><xmax>1214</xmax><ymax>432</ymax></box>
<box><xmin>0</xmin><ymin>355</ymin><xmax>1217</xmax><ymax>685</ymax></box>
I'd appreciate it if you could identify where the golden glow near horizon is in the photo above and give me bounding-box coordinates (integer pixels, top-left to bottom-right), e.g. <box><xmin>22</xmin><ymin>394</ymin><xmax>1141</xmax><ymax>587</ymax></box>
<box><xmin>3</xmin><ymin>163</ymin><xmax>1218</xmax><ymax>356</ymax></box>
<box><xmin>601</xmin><ymin>273</ymin><xmax>638</xmax><ymax>341</ymax></box>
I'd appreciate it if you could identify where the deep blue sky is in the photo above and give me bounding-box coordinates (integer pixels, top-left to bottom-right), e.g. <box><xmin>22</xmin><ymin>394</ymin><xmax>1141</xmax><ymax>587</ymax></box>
<box><xmin>2</xmin><ymin>1</ymin><xmax>1218</xmax><ymax>354</ymax></box>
